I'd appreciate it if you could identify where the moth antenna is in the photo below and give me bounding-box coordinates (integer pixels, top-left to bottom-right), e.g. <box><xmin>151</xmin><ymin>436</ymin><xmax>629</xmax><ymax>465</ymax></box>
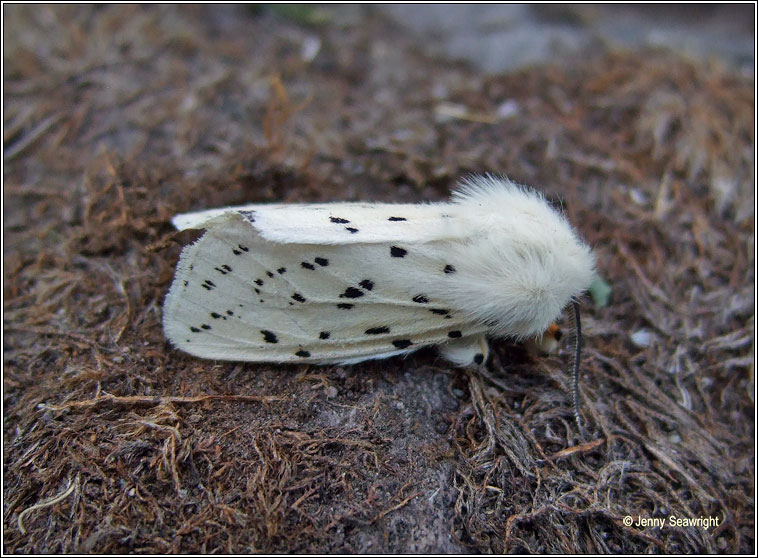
<box><xmin>567</xmin><ymin>301</ymin><xmax>587</xmax><ymax>440</ymax></box>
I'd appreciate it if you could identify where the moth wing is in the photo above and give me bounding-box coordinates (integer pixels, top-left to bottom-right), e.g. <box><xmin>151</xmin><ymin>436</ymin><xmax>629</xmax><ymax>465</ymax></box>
<box><xmin>163</xmin><ymin>214</ymin><xmax>487</xmax><ymax>363</ymax></box>
<box><xmin>171</xmin><ymin>200</ymin><xmax>472</xmax><ymax>244</ymax></box>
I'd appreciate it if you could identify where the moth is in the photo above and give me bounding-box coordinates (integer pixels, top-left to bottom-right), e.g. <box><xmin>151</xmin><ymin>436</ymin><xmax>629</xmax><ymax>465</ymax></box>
<box><xmin>163</xmin><ymin>175</ymin><xmax>596</xmax><ymax>370</ymax></box>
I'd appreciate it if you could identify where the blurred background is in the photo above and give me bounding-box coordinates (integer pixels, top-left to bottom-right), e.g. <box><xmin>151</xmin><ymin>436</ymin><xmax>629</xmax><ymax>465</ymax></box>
<box><xmin>381</xmin><ymin>4</ymin><xmax>753</xmax><ymax>73</ymax></box>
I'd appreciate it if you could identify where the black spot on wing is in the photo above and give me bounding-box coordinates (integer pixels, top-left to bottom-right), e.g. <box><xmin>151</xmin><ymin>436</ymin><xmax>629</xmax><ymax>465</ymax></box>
<box><xmin>412</xmin><ymin>295</ymin><xmax>429</xmax><ymax>304</ymax></box>
<box><xmin>390</xmin><ymin>246</ymin><xmax>407</xmax><ymax>258</ymax></box>
<box><xmin>315</xmin><ymin>257</ymin><xmax>329</xmax><ymax>267</ymax></box>
<box><xmin>330</xmin><ymin>216</ymin><xmax>350</xmax><ymax>224</ymax></box>
<box><xmin>392</xmin><ymin>339</ymin><xmax>413</xmax><ymax>349</ymax></box>
<box><xmin>359</xmin><ymin>279</ymin><xmax>374</xmax><ymax>290</ymax></box>
<box><xmin>340</xmin><ymin>287</ymin><xmax>364</xmax><ymax>299</ymax></box>
<box><xmin>254</xmin><ymin>279</ymin><xmax>264</xmax><ymax>286</ymax></box>
<box><xmin>277</xmin><ymin>267</ymin><xmax>287</xmax><ymax>274</ymax></box>
<box><xmin>190</xmin><ymin>326</ymin><xmax>201</xmax><ymax>333</ymax></box>
<box><xmin>201</xmin><ymin>280</ymin><xmax>216</xmax><ymax>291</ymax></box>
<box><xmin>444</xmin><ymin>264</ymin><xmax>456</xmax><ymax>274</ymax></box>
<box><xmin>345</xmin><ymin>227</ymin><xmax>359</xmax><ymax>233</ymax></box>
<box><xmin>430</xmin><ymin>308</ymin><xmax>449</xmax><ymax>315</ymax></box>
<box><xmin>295</xmin><ymin>350</ymin><xmax>311</xmax><ymax>358</ymax></box>
<box><xmin>239</xmin><ymin>210</ymin><xmax>256</xmax><ymax>223</ymax></box>
<box><xmin>447</xmin><ymin>330</ymin><xmax>462</xmax><ymax>338</ymax></box>
<box><xmin>337</xmin><ymin>303</ymin><xmax>354</xmax><ymax>310</ymax></box>
<box><xmin>365</xmin><ymin>326</ymin><xmax>390</xmax><ymax>335</ymax></box>
<box><xmin>291</xmin><ymin>293</ymin><xmax>306</xmax><ymax>303</ymax></box>
<box><xmin>301</xmin><ymin>261</ymin><xmax>315</xmax><ymax>270</ymax></box>
<box><xmin>266</xmin><ymin>270</ymin><xmax>274</xmax><ymax>278</ymax></box>
<box><xmin>474</xmin><ymin>353</ymin><xmax>484</xmax><ymax>365</ymax></box>
<box><xmin>319</xmin><ymin>331</ymin><xmax>331</xmax><ymax>339</ymax></box>
<box><xmin>388</xmin><ymin>216</ymin><xmax>407</xmax><ymax>221</ymax></box>
<box><xmin>261</xmin><ymin>330</ymin><xmax>278</xmax><ymax>343</ymax></box>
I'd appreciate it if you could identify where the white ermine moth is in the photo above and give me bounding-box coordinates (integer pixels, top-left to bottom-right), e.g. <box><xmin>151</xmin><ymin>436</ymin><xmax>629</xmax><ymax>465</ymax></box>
<box><xmin>163</xmin><ymin>175</ymin><xmax>596</xmax><ymax>369</ymax></box>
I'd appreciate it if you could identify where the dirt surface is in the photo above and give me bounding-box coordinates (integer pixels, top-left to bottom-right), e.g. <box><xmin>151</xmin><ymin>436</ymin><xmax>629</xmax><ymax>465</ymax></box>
<box><xmin>3</xmin><ymin>5</ymin><xmax>754</xmax><ymax>553</ymax></box>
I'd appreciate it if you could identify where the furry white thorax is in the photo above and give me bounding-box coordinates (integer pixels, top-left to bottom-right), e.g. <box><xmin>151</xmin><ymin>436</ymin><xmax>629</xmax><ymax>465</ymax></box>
<box><xmin>437</xmin><ymin>175</ymin><xmax>596</xmax><ymax>339</ymax></box>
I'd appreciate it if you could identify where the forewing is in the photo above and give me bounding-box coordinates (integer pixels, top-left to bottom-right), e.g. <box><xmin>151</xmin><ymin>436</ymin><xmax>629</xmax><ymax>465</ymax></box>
<box><xmin>163</xmin><ymin>214</ymin><xmax>486</xmax><ymax>363</ymax></box>
<box><xmin>171</xmin><ymin>200</ymin><xmax>472</xmax><ymax>244</ymax></box>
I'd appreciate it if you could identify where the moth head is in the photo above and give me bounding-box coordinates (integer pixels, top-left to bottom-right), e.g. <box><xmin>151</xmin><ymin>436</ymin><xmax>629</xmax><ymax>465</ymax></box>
<box><xmin>463</xmin><ymin>226</ymin><xmax>596</xmax><ymax>340</ymax></box>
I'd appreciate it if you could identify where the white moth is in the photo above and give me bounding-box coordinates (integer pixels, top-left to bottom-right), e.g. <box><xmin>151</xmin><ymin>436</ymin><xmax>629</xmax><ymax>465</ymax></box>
<box><xmin>163</xmin><ymin>175</ymin><xmax>596</xmax><ymax>368</ymax></box>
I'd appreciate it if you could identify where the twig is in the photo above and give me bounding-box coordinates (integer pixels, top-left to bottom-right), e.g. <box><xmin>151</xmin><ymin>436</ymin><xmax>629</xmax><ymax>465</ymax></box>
<box><xmin>544</xmin><ymin>438</ymin><xmax>605</xmax><ymax>462</ymax></box>
<box><xmin>40</xmin><ymin>393</ymin><xmax>284</xmax><ymax>412</ymax></box>
<box><xmin>4</xmin><ymin>113</ymin><xmax>64</xmax><ymax>160</ymax></box>
<box><xmin>372</xmin><ymin>482</ymin><xmax>422</xmax><ymax>523</ymax></box>
<box><xmin>18</xmin><ymin>474</ymin><xmax>80</xmax><ymax>535</ymax></box>
<box><xmin>6</xmin><ymin>325</ymin><xmax>96</xmax><ymax>347</ymax></box>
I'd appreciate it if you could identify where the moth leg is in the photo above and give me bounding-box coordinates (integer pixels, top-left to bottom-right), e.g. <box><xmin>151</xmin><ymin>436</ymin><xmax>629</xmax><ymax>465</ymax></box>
<box><xmin>439</xmin><ymin>333</ymin><xmax>489</xmax><ymax>367</ymax></box>
<box><xmin>526</xmin><ymin>323</ymin><xmax>562</xmax><ymax>355</ymax></box>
